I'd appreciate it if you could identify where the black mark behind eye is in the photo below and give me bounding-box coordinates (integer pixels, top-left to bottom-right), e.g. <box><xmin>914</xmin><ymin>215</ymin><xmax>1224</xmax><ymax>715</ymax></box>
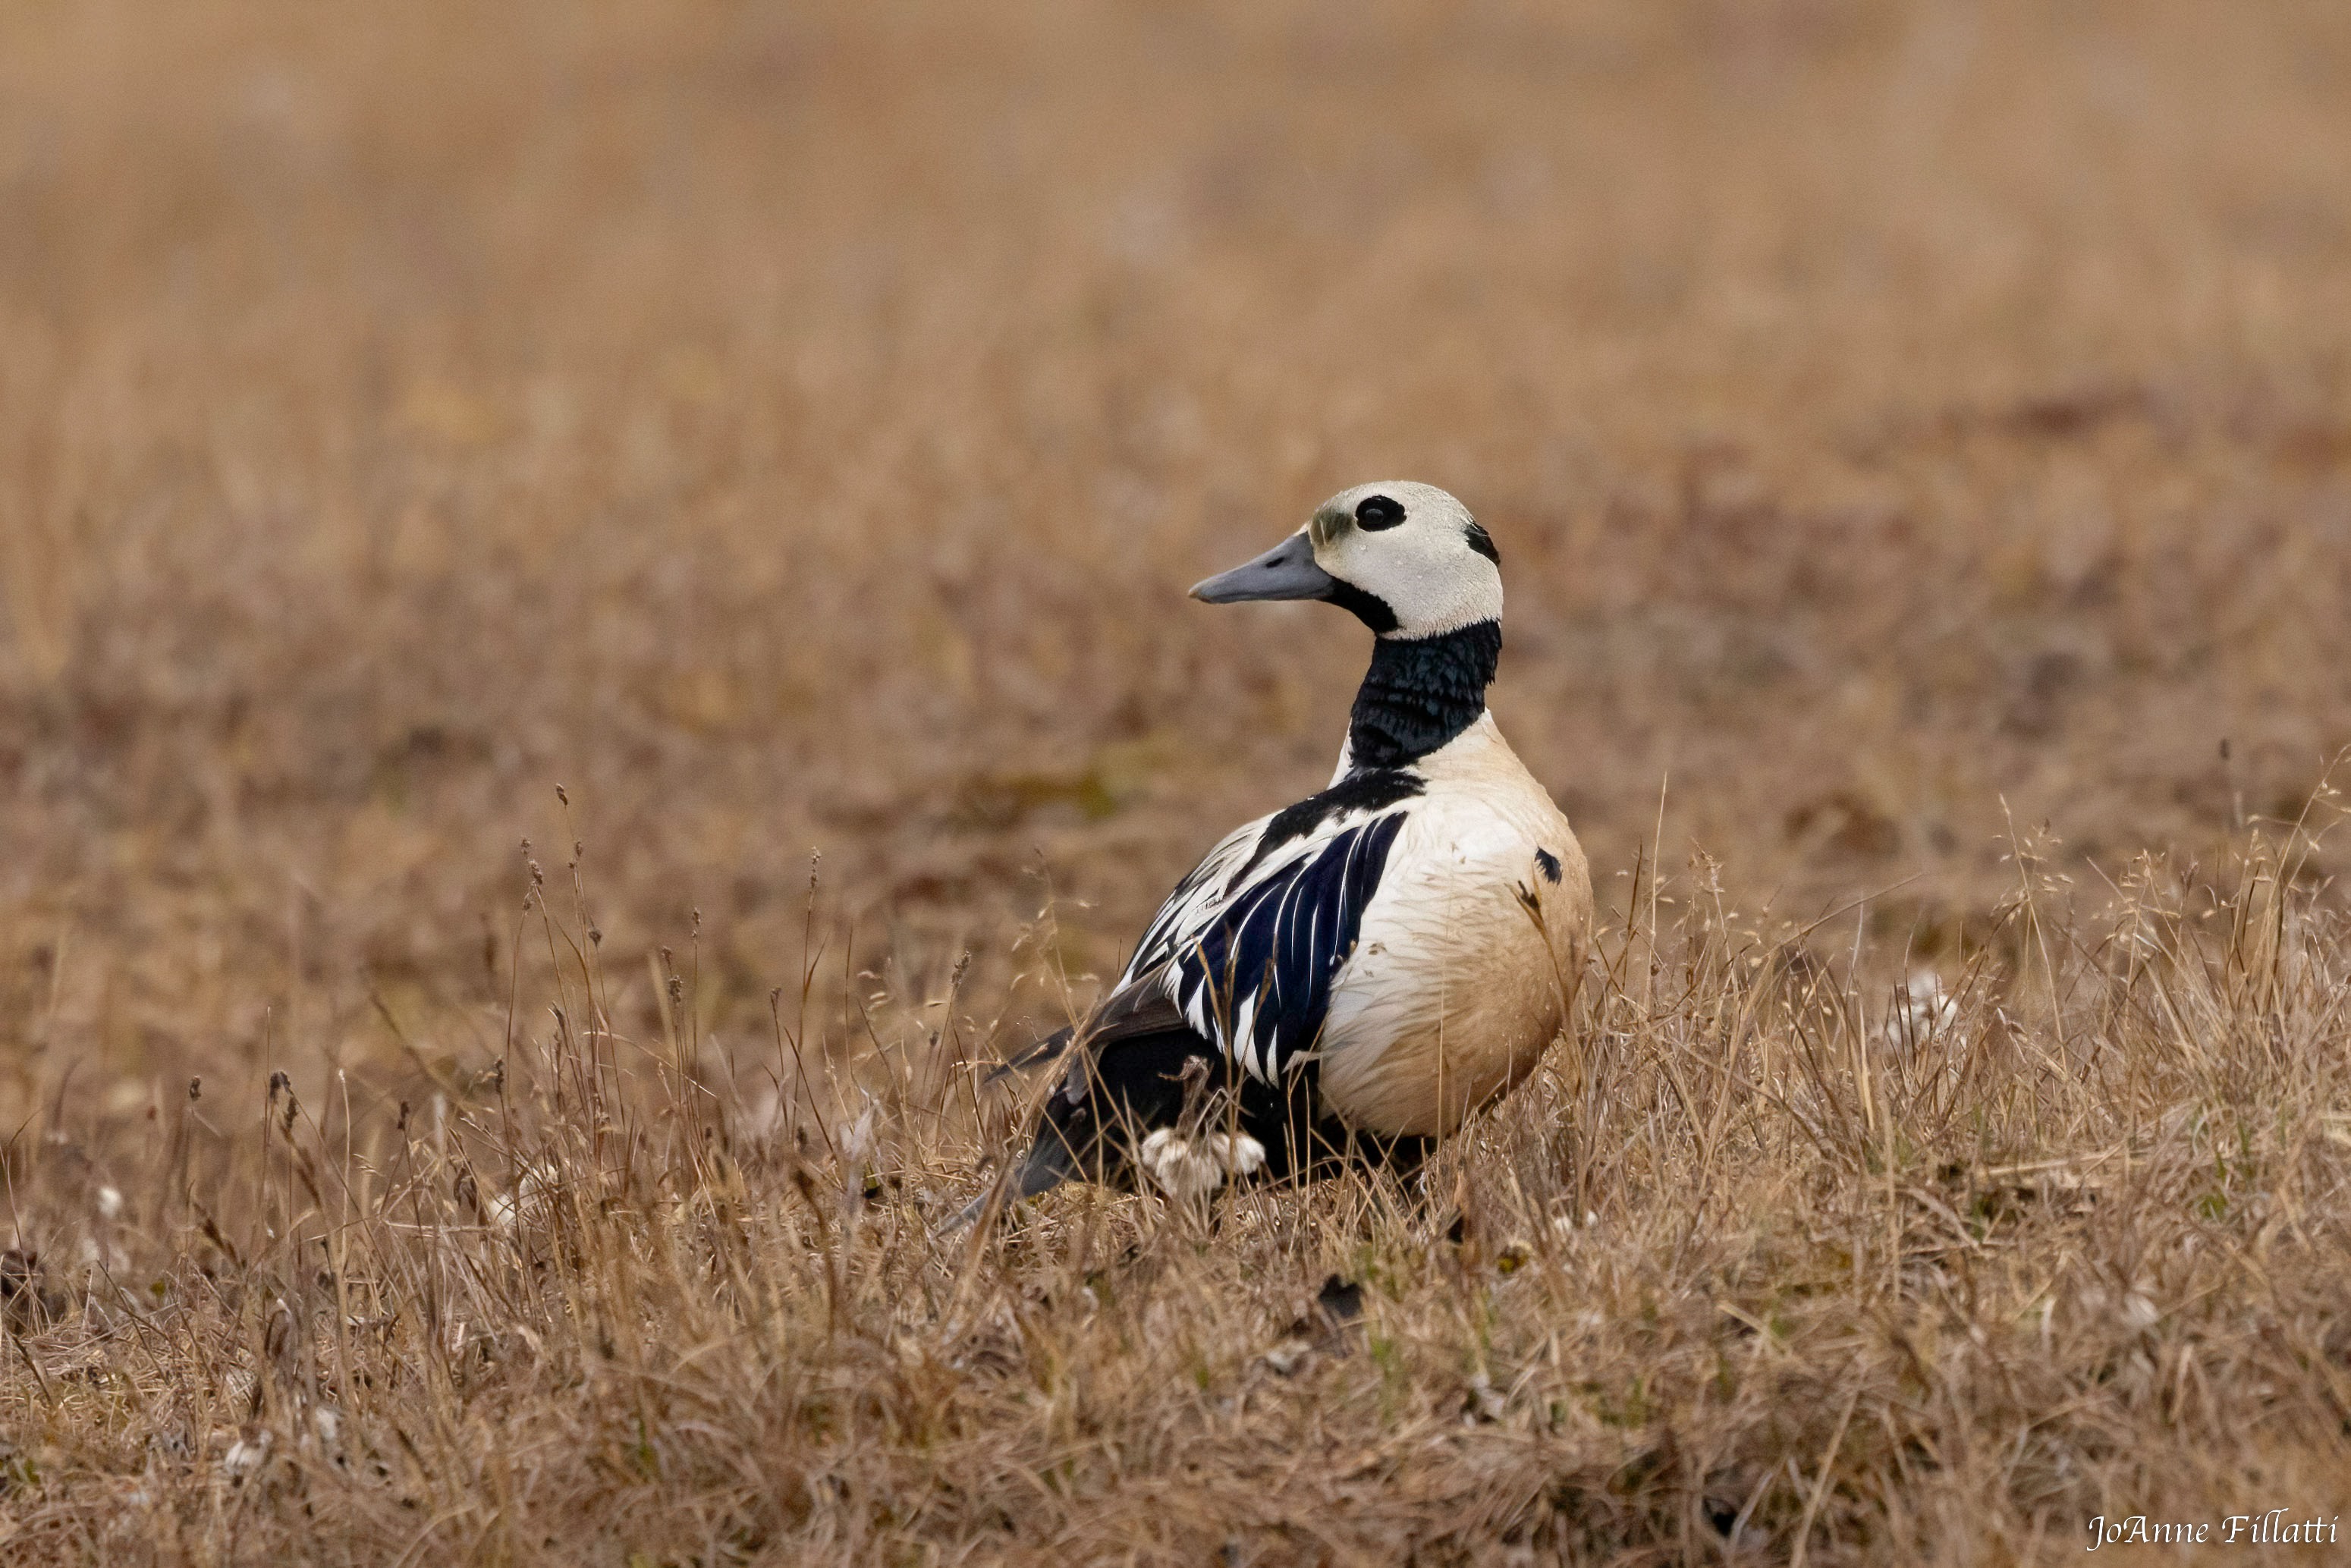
<box><xmin>1534</xmin><ymin>847</ymin><xmax>1562</xmax><ymax>884</ymax></box>
<box><xmin>1463</xmin><ymin>520</ymin><xmax>1500</xmax><ymax>565</ymax></box>
<box><xmin>1355</xmin><ymin>495</ymin><xmax>1406</xmax><ymax>530</ymax></box>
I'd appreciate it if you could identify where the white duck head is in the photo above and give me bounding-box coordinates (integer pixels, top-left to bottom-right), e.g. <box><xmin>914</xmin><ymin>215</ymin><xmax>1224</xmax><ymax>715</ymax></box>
<box><xmin>1190</xmin><ymin>481</ymin><xmax>1501</xmax><ymax>639</ymax></box>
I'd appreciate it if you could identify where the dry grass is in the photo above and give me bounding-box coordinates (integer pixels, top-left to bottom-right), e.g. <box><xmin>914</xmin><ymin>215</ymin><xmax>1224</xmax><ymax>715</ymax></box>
<box><xmin>5</xmin><ymin>1</ymin><xmax>2351</xmax><ymax>1561</ymax></box>
<box><xmin>8</xmin><ymin>826</ymin><xmax>2351</xmax><ymax>1563</ymax></box>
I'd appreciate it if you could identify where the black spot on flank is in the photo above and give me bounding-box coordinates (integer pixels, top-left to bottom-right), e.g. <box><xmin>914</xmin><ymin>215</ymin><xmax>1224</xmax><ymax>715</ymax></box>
<box><xmin>1237</xmin><ymin>767</ymin><xmax>1425</xmax><ymax>882</ymax></box>
<box><xmin>1355</xmin><ymin>494</ymin><xmax>1406</xmax><ymax>530</ymax></box>
<box><xmin>1463</xmin><ymin>520</ymin><xmax>1500</xmax><ymax>565</ymax></box>
<box><xmin>1321</xmin><ymin>579</ymin><xmax>1399</xmax><ymax>633</ymax></box>
<box><xmin>1535</xmin><ymin>847</ymin><xmax>1562</xmax><ymax>884</ymax></box>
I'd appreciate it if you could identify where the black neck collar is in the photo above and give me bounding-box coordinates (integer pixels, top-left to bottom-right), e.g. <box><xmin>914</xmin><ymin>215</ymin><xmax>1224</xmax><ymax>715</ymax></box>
<box><xmin>1345</xmin><ymin>620</ymin><xmax>1501</xmax><ymax>770</ymax></box>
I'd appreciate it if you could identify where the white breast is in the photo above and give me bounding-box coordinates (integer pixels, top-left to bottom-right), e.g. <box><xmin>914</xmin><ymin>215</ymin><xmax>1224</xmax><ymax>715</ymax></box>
<box><xmin>1312</xmin><ymin>715</ymin><xmax>1592</xmax><ymax>1136</ymax></box>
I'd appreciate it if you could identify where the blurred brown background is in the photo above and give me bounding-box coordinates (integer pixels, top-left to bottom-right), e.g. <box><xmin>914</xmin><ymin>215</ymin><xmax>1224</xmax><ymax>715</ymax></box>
<box><xmin>5</xmin><ymin>0</ymin><xmax>2349</xmax><ymax>1114</ymax></box>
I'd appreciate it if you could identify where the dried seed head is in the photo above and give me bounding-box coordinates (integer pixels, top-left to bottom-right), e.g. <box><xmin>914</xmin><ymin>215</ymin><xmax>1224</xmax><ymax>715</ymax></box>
<box><xmin>264</xmin><ymin>1298</ymin><xmax>293</xmax><ymax>1360</ymax></box>
<box><xmin>187</xmin><ymin>1077</ymin><xmax>202</xmax><ymax>1103</ymax></box>
<box><xmin>268</xmin><ymin>1070</ymin><xmax>290</xmax><ymax>1103</ymax></box>
<box><xmin>555</xmin><ymin>784</ymin><xmax>568</xmax><ymax>805</ymax></box>
<box><xmin>1137</xmin><ymin>1128</ymin><xmax>1264</xmax><ymax>1199</ymax></box>
<box><xmin>222</xmin><ymin>1426</ymin><xmax>272</xmax><ymax>1481</ymax></box>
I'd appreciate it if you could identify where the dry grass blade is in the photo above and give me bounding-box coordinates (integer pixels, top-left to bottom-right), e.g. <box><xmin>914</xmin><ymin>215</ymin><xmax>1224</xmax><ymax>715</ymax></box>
<box><xmin>0</xmin><ymin>823</ymin><xmax>2343</xmax><ymax>1563</ymax></box>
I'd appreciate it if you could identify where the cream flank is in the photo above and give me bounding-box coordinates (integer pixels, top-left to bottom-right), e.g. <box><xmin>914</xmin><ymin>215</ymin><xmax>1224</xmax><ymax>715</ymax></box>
<box><xmin>1312</xmin><ymin>713</ymin><xmax>1591</xmax><ymax>1135</ymax></box>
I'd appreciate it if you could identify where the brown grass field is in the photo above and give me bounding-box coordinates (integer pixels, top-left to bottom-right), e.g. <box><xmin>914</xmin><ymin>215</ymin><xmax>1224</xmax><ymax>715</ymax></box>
<box><xmin>5</xmin><ymin>2</ymin><xmax>2351</xmax><ymax>1561</ymax></box>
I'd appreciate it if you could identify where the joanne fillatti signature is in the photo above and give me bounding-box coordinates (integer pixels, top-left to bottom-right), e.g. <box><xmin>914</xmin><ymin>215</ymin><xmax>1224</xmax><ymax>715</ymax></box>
<box><xmin>2086</xmin><ymin>1512</ymin><xmax>2341</xmax><ymax>1550</ymax></box>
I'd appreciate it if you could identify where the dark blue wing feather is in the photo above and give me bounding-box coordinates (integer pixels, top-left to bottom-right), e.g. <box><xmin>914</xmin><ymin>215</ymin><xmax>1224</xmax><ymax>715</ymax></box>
<box><xmin>1171</xmin><ymin>811</ymin><xmax>1406</xmax><ymax>1082</ymax></box>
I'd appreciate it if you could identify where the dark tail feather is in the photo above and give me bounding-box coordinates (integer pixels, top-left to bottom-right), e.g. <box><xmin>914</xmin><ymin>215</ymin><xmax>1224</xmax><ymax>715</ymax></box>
<box><xmin>979</xmin><ymin>1026</ymin><xmax>1074</xmax><ymax>1089</ymax></box>
<box><xmin>1012</xmin><ymin>1127</ymin><xmax>1079</xmax><ymax>1199</ymax></box>
<box><xmin>937</xmin><ymin>1121</ymin><xmax>1080</xmax><ymax>1235</ymax></box>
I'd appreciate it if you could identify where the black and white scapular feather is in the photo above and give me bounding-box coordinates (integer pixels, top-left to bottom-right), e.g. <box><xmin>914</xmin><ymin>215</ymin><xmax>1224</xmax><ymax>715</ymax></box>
<box><xmin>957</xmin><ymin>482</ymin><xmax>1593</xmax><ymax>1225</ymax></box>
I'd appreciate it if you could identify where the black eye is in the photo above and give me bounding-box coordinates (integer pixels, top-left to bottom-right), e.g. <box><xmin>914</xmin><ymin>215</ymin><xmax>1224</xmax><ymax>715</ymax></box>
<box><xmin>1354</xmin><ymin>495</ymin><xmax>1406</xmax><ymax>530</ymax></box>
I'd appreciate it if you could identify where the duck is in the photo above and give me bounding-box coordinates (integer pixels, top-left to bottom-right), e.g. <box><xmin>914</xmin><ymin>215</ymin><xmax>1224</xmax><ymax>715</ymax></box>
<box><xmin>965</xmin><ymin>482</ymin><xmax>1591</xmax><ymax>1221</ymax></box>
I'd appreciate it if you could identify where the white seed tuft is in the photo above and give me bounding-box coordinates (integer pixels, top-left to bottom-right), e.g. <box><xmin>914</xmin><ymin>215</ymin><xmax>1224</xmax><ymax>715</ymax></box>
<box><xmin>1139</xmin><ymin>1130</ymin><xmax>1223</xmax><ymax>1199</ymax></box>
<box><xmin>1138</xmin><ymin>1128</ymin><xmax>1267</xmax><ymax>1199</ymax></box>
<box><xmin>222</xmin><ymin>1427</ymin><xmax>272</xmax><ymax>1481</ymax></box>
<box><xmin>1882</xmin><ymin>972</ymin><xmax>1958</xmax><ymax>1055</ymax></box>
<box><xmin>1204</xmin><ymin>1131</ymin><xmax>1267</xmax><ymax>1178</ymax></box>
